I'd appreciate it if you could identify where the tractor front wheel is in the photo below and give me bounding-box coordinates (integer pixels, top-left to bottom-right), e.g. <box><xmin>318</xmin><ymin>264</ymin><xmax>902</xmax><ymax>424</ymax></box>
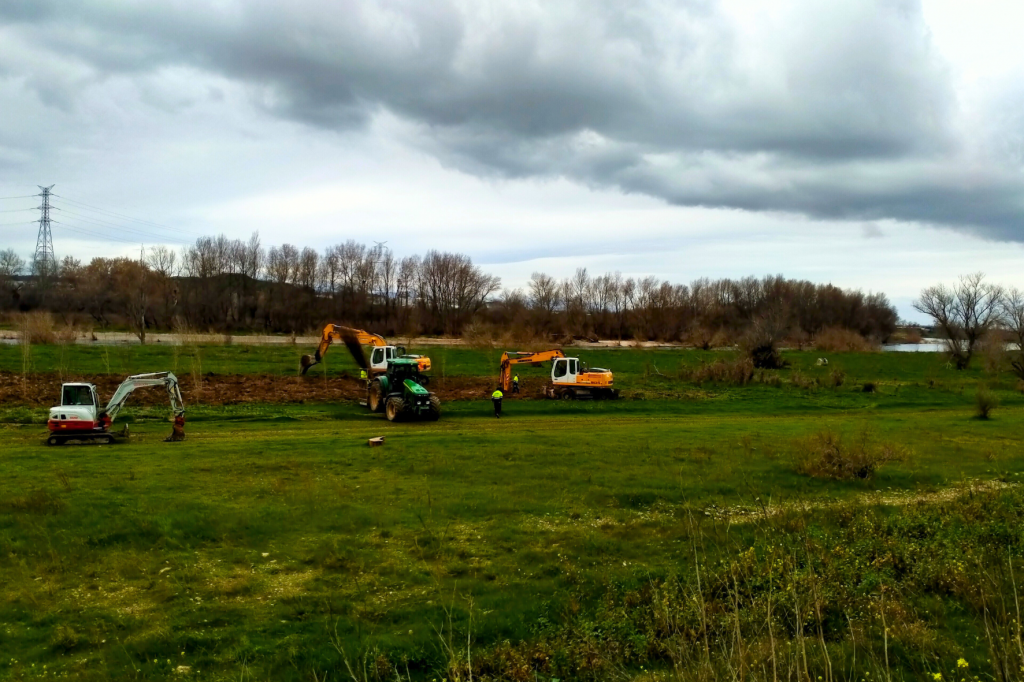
<box><xmin>426</xmin><ymin>395</ymin><xmax>441</xmax><ymax>421</ymax></box>
<box><xmin>368</xmin><ymin>381</ymin><xmax>385</xmax><ymax>413</ymax></box>
<box><xmin>385</xmin><ymin>397</ymin><xmax>405</xmax><ymax>422</ymax></box>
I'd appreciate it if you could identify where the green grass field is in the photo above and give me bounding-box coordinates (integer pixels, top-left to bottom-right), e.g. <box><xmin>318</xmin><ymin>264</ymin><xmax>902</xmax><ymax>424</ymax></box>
<box><xmin>1</xmin><ymin>344</ymin><xmax>1023</xmax><ymax>681</ymax></box>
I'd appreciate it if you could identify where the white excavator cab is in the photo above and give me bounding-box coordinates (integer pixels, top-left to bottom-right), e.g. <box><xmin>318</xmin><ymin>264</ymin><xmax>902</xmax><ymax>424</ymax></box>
<box><xmin>50</xmin><ymin>383</ymin><xmax>101</xmax><ymax>431</ymax></box>
<box><xmin>369</xmin><ymin>345</ymin><xmax>405</xmax><ymax>373</ymax></box>
<box><xmin>551</xmin><ymin>358</ymin><xmax>580</xmax><ymax>384</ymax></box>
<box><xmin>62</xmin><ymin>384</ymin><xmax>98</xmax><ymax>409</ymax></box>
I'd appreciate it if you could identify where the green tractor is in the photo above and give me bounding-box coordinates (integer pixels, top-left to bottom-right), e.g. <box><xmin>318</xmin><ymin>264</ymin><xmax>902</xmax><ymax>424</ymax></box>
<box><xmin>367</xmin><ymin>357</ymin><xmax>441</xmax><ymax>422</ymax></box>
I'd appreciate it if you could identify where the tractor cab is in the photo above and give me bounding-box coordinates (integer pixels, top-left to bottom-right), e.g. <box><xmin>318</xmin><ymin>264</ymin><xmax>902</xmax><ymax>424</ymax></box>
<box><xmin>386</xmin><ymin>357</ymin><xmax>427</xmax><ymax>384</ymax></box>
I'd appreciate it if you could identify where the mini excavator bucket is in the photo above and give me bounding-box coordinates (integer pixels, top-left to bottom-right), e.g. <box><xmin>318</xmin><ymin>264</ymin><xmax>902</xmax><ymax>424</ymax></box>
<box><xmin>165</xmin><ymin>415</ymin><xmax>186</xmax><ymax>442</ymax></box>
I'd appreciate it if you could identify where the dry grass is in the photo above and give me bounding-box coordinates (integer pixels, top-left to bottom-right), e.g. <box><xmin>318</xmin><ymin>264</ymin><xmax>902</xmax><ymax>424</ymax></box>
<box><xmin>797</xmin><ymin>429</ymin><xmax>910</xmax><ymax>480</ymax></box>
<box><xmin>17</xmin><ymin>311</ymin><xmax>57</xmax><ymax>344</ymax></box>
<box><xmin>813</xmin><ymin>326</ymin><xmax>878</xmax><ymax>352</ymax></box>
<box><xmin>683</xmin><ymin>357</ymin><xmax>755</xmax><ymax>385</ymax></box>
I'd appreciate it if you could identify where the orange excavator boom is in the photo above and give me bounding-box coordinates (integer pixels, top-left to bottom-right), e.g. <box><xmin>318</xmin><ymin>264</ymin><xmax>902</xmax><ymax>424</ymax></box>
<box><xmin>498</xmin><ymin>349</ymin><xmax>566</xmax><ymax>392</ymax></box>
<box><xmin>301</xmin><ymin>324</ymin><xmax>387</xmax><ymax>375</ymax></box>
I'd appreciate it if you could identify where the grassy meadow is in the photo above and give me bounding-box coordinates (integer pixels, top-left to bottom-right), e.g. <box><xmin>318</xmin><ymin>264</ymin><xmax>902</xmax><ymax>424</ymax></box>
<box><xmin>1</xmin><ymin>342</ymin><xmax>1023</xmax><ymax>681</ymax></box>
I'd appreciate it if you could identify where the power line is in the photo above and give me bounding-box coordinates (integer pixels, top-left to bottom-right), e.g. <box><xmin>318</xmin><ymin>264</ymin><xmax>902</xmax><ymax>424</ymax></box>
<box><xmin>52</xmin><ymin>206</ymin><xmax>189</xmax><ymax>244</ymax></box>
<box><xmin>0</xmin><ymin>207</ymin><xmax>36</xmax><ymax>213</ymax></box>
<box><xmin>0</xmin><ymin>220</ymin><xmax>37</xmax><ymax>227</ymax></box>
<box><xmin>53</xmin><ymin>193</ymin><xmax>204</xmax><ymax>238</ymax></box>
<box><xmin>0</xmin><ymin>194</ymin><xmax>38</xmax><ymax>200</ymax></box>
<box><xmin>51</xmin><ymin>220</ymin><xmax>142</xmax><ymax>245</ymax></box>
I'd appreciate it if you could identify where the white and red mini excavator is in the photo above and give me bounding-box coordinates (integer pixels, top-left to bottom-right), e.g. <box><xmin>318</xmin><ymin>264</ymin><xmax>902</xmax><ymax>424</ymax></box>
<box><xmin>46</xmin><ymin>372</ymin><xmax>186</xmax><ymax>445</ymax></box>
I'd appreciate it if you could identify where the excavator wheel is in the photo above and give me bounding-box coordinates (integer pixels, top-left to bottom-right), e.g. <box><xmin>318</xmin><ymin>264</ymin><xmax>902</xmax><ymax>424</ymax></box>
<box><xmin>426</xmin><ymin>395</ymin><xmax>441</xmax><ymax>421</ymax></box>
<box><xmin>368</xmin><ymin>381</ymin><xmax>385</xmax><ymax>413</ymax></box>
<box><xmin>47</xmin><ymin>435</ymin><xmax>63</xmax><ymax>446</ymax></box>
<box><xmin>560</xmin><ymin>389</ymin><xmax>575</xmax><ymax>400</ymax></box>
<box><xmin>385</xmin><ymin>397</ymin><xmax>405</xmax><ymax>422</ymax></box>
<box><xmin>165</xmin><ymin>416</ymin><xmax>186</xmax><ymax>442</ymax></box>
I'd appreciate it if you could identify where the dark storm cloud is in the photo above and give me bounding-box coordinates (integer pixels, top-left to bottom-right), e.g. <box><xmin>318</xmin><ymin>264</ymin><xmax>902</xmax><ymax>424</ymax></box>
<box><xmin>2</xmin><ymin>0</ymin><xmax>1022</xmax><ymax>239</ymax></box>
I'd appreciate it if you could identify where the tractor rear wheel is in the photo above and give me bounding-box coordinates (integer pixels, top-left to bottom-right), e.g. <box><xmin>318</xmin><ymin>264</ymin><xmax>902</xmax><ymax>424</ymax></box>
<box><xmin>426</xmin><ymin>395</ymin><xmax>441</xmax><ymax>421</ymax></box>
<box><xmin>385</xmin><ymin>397</ymin><xmax>405</xmax><ymax>422</ymax></box>
<box><xmin>368</xmin><ymin>381</ymin><xmax>385</xmax><ymax>412</ymax></box>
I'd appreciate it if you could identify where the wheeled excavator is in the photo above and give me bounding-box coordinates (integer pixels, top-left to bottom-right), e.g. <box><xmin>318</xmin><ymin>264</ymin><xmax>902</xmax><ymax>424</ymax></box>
<box><xmin>46</xmin><ymin>372</ymin><xmax>186</xmax><ymax>445</ymax></box>
<box><xmin>300</xmin><ymin>324</ymin><xmax>440</xmax><ymax>421</ymax></box>
<box><xmin>499</xmin><ymin>350</ymin><xmax>619</xmax><ymax>400</ymax></box>
<box><xmin>300</xmin><ymin>324</ymin><xmax>430</xmax><ymax>376</ymax></box>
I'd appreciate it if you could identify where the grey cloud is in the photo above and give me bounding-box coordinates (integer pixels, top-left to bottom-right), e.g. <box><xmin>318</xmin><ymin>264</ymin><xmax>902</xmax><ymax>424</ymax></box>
<box><xmin>1</xmin><ymin>0</ymin><xmax>1021</xmax><ymax>240</ymax></box>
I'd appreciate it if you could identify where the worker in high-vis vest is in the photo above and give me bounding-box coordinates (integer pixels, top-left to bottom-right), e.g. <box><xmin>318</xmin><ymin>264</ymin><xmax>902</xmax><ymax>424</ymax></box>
<box><xmin>491</xmin><ymin>388</ymin><xmax>503</xmax><ymax>418</ymax></box>
<box><xmin>359</xmin><ymin>369</ymin><xmax>368</xmax><ymax>381</ymax></box>
<box><xmin>512</xmin><ymin>374</ymin><xmax>520</xmax><ymax>394</ymax></box>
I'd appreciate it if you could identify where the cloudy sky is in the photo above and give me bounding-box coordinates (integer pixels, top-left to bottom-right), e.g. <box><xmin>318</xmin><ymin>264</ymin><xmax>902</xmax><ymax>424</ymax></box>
<box><xmin>1</xmin><ymin>0</ymin><xmax>1023</xmax><ymax>320</ymax></box>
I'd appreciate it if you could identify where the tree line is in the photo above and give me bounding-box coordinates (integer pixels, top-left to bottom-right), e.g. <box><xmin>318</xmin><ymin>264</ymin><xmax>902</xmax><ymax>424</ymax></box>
<box><xmin>0</xmin><ymin>235</ymin><xmax>899</xmax><ymax>344</ymax></box>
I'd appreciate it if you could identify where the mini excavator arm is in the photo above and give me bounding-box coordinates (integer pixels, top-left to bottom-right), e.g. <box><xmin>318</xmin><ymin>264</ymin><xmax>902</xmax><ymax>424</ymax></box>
<box><xmin>101</xmin><ymin>372</ymin><xmax>186</xmax><ymax>441</ymax></box>
<box><xmin>499</xmin><ymin>350</ymin><xmax>566</xmax><ymax>392</ymax></box>
<box><xmin>301</xmin><ymin>324</ymin><xmax>386</xmax><ymax>374</ymax></box>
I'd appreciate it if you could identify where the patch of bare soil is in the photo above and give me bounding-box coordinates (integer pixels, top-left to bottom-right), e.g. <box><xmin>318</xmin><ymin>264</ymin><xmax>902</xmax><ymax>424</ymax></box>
<box><xmin>0</xmin><ymin>371</ymin><xmax>526</xmax><ymax>407</ymax></box>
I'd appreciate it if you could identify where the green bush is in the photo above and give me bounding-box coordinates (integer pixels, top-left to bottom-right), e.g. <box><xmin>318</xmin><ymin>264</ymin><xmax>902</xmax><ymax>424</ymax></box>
<box><xmin>975</xmin><ymin>387</ymin><xmax>999</xmax><ymax>419</ymax></box>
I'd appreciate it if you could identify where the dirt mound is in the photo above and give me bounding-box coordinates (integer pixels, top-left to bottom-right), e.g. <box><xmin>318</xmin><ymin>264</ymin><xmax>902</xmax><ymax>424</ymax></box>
<box><xmin>0</xmin><ymin>371</ymin><xmax>522</xmax><ymax>407</ymax></box>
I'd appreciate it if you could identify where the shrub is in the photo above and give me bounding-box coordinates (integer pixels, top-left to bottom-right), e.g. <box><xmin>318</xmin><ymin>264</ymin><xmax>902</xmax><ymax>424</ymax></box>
<box><xmin>684</xmin><ymin>357</ymin><xmax>754</xmax><ymax>385</ymax></box>
<box><xmin>978</xmin><ymin>333</ymin><xmax>1009</xmax><ymax>376</ymax></box>
<box><xmin>813</xmin><ymin>326</ymin><xmax>878</xmax><ymax>352</ymax></box>
<box><xmin>747</xmin><ymin>343</ymin><xmax>787</xmax><ymax>369</ymax></box>
<box><xmin>797</xmin><ymin>430</ymin><xmax>909</xmax><ymax>480</ymax></box>
<box><xmin>829</xmin><ymin>367</ymin><xmax>846</xmax><ymax>387</ymax></box>
<box><xmin>790</xmin><ymin>372</ymin><xmax>815</xmax><ymax>390</ymax></box>
<box><xmin>742</xmin><ymin>308</ymin><xmax>790</xmax><ymax>369</ymax></box>
<box><xmin>1009</xmin><ymin>353</ymin><xmax>1024</xmax><ymax>381</ymax></box>
<box><xmin>975</xmin><ymin>387</ymin><xmax>999</xmax><ymax>420</ymax></box>
<box><xmin>17</xmin><ymin>311</ymin><xmax>56</xmax><ymax>344</ymax></box>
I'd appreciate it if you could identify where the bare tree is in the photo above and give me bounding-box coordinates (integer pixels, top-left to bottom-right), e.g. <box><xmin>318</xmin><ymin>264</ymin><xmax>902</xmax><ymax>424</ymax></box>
<box><xmin>146</xmin><ymin>245</ymin><xmax>178</xmax><ymax>277</ymax></box>
<box><xmin>528</xmin><ymin>272</ymin><xmax>560</xmax><ymax>332</ymax></box>
<box><xmin>914</xmin><ymin>273</ymin><xmax>1004</xmax><ymax>370</ymax></box>
<box><xmin>242</xmin><ymin>232</ymin><xmax>265</xmax><ymax>280</ymax></box>
<box><xmin>419</xmin><ymin>251</ymin><xmax>500</xmax><ymax>334</ymax></box>
<box><xmin>297</xmin><ymin>247</ymin><xmax>319</xmax><ymax>290</ymax></box>
<box><xmin>0</xmin><ymin>249</ymin><xmax>25</xmax><ymax>279</ymax></box>
<box><xmin>1002</xmin><ymin>287</ymin><xmax>1024</xmax><ymax>378</ymax></box>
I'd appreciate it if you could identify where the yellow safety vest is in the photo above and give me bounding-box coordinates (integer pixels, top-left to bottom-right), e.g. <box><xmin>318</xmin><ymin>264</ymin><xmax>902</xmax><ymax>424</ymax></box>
<box><xmin>513</xmin><ymin>375</ymin><xmax>519</xmax><ymax>382</ymax></box>
<box><xmin>492</xmin><ymin>390</ymin><xmax>503</xmax><ymax>400</ymax></box>
<box><xmin>360</xmin><ymin>370</ymin><xmax>367</xmax><ymax>380</ymax></box>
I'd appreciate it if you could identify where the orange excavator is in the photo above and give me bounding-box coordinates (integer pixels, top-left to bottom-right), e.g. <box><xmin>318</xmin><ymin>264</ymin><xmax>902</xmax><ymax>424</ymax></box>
<box><xmin>499</xmin><ymin>350</ymin><xmax>619</xmax><ymax>400</ymax></box>
<box><xmin>300</xmin><ymin>325</ymin><xmax>430</xmax><ymax>376</ymax></box>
